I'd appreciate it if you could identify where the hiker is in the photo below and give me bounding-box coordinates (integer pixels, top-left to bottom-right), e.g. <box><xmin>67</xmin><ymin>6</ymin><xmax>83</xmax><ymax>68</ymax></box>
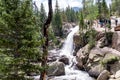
<box><xmin>115</xmin><ymin>19</ymin><xmax>118</xmax><ymax>26</ymax></box>
<box><xmin>99</xmin><ymin>18</ymin><xmax>103</xmax><ymax>27</ymax></box>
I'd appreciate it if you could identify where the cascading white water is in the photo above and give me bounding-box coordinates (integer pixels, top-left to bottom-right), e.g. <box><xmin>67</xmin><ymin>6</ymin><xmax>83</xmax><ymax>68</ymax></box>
<box><xmin>34</xmin><ymin>26</ymin><xmax>93</xmax><ymax>80</ymax></box>
<box><xmin>54</xmin><ymin>26</ymin><xmax>93</xmax><ymax>80</ymax></box>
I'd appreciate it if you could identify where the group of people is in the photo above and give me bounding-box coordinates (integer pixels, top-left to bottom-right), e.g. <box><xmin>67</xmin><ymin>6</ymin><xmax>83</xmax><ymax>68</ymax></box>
<box><xmin>99</xmin><ymin>17</ymin><xmax>118</xmax><ymax>28</ymax></box>
<box><xmin>99</xmin><ymin>18</ymin><xmax>111</xmax><ymax>27</ymax></box>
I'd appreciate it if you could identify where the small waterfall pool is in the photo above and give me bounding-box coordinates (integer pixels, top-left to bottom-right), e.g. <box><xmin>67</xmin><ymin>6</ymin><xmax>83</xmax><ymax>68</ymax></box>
<box><xmin>53</xmin><ymin>26</ymin><xmax>93</xmax><ymax>80</ymax></box>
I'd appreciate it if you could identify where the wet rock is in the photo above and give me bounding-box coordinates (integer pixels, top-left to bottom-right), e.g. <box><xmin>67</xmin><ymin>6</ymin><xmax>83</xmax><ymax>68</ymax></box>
<box><xmin>47</xmin><ymin>61</ymin><xmax>65</xmax><ymax>76</ymax></box>
<box><xmin>47</xmin><ymin>56</ymin><xmax>57</xmax><ymax>62</ymax></box>
<box><xmin>59</xmin><ymin>55</ymin><xmax>69</xmax><ymax>65</ymax></box>
<box><xmin>73</xmin><ymin>33</ymin><xmax>81</xmax><ymax>55</ymax></box>
<box><xmin>62</xmin><ymin>23</ymin><xmax>73</xmax><ymax>37</ymax></box>
<box><xmin>97</xmin><ymin>70</ymin><xmax>110</xmax><ymax>80</ymax></box>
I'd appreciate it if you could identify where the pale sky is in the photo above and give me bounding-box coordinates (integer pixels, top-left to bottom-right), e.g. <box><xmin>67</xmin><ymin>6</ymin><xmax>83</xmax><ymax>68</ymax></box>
<box><xmin>33</xmin><ymin>0</ymin><xmax>111</xmax><ymax>13</ymax></box>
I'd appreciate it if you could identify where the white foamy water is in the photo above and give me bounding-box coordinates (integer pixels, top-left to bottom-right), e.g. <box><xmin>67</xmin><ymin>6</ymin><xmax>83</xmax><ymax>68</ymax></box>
<box><xmin>34</xmin><ymin>26</ymin><xmax>93</xmax><ymax>80</ymax></box>
<box><xmin>54</xmin><ymin>26</ymin><xmax>93</xmax><ymax>80</ymax></box>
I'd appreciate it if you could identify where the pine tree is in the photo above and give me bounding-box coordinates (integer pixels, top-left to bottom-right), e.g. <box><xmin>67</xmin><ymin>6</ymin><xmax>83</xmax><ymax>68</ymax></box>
<box><xmin>61</xmin><ymin>9</ymin><xmax>67</xmax><ymax>22</ymax></box>
<box><xmin>101</xmin><ymin>0</ymin><xmax>109</xmax><ymax>18</ymax></box>
<box><xmin>52</xmin><ymin>0</ymin><xmax>63</xmax><ymax>37</ymax></box>
<box><xmin>65</xmin><ymin>5</ymin><xmax>71</xmax><ymax>22</ymax></box>
<box><xmin>79</xmin><ymin>11</ymin><xmax>84</xmax><ymax>31</ymax></box>
<box><xmin>111</xmin><ymin>0</ymin><xmax>120</xmax><ymax>15</ymax></box>
<box><xmin>40</xmin><ymin>3</ymin><xmax>46</xmax><ymax>28</ymax></box>
<box><xmin>0</xmin><ymin>0</ymin><xmax>41</xmax><ymax>79</ymax></box>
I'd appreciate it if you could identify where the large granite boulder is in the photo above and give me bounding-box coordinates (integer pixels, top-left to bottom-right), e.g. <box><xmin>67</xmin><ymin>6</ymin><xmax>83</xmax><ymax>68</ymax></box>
<box><xmin>76</xmin><ymin>44</ymin><xmax>90</xmax><ymax>69</ymax></box>
<box><xmin>112</xmin><ymin>31</ymin><xmax>120</xmax><ymax>52</ymax></box>
<box><xmin>73</xmin><ymin>33</ymin><xmax>81</xmax><ymax>55</ymax></box>
<box><xmin>47</xmin><ymin>61</ymin><xmax>65</xmax><ymax>76</ymax></box>
<box><xmin>97</xmin><ymin>70</ymin><xmax>110</xmax><ymax>80</ymax></box>
<box><xmin>109</xmin><ymin>61</ymin><xmax>120</xmax><ymax>74</ymax></box>
<box><xmin>62</xmin><ymin>23</ymin><xmax>73</xmax><ymax>37</ymax></box>
<box><xmin>88</xmin><ymin>64</ymin><xmax>106</xmax><ymax>78</ymax></box>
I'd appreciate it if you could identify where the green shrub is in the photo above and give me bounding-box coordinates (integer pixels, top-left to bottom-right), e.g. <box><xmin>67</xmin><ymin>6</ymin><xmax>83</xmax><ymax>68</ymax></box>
<box><xmin>79</xmin><ymin>29</ymin><xmax>97</xmax><ymax>49</ymax></box>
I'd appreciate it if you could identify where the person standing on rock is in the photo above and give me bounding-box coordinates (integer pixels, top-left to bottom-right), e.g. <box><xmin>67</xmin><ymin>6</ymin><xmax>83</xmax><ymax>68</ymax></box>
<box><xmin>115</xmin><ymin>18</ymin><xmax>118</xmax><ymax>27</ymax></box>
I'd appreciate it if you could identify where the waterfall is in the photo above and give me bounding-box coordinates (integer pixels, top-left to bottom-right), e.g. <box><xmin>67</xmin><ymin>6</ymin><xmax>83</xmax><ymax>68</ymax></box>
<box><xmin>54</xmin><ymin>26</ymin><xmax>93</xmax><ymax>80</ymax></box>
<box><xmin>34</xmin><ymin>26</ymin><xmax>93</xmax><ymax>80</ymax></box>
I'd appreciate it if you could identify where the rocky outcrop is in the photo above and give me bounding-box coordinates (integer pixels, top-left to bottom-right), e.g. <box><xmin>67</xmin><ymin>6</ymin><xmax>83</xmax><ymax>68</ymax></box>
<box><xmin>76</xmin><ymin>42</ymin><xmax>120</xmax><ymax>78</ymax></box>
<box><xmin>73</xmin><ymin>33</ymin><xmax>81</xmax><ymax>55</ymax></box>
<box><xmin>47</xmin><ymin>61</ymin><xmax>65</xmax><ymax>76</ymax></box>
<box><xmin>112</xmin><ymin>31</ymin><xmax>120</xmax><ymax>52</ymax></box>
<box><xmin>62</xmin><ymin>23</ymin><xmax>73</xmax><ymax>37</ymax></box>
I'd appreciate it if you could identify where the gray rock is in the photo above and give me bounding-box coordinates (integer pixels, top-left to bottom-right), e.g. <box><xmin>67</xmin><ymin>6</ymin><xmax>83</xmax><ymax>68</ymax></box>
<box><xmin>76</xmin><ymin>44</ymin><xmax>90</xmax><ymax>69</ymax></box>
<box><xmin>88</xmin><ymin>64</ymin><xmax>105</xmax><ymax>78</ymax></box>
<box><xmin>47</xmin><ymin>61</ymin><xmax>65</xmax><ymax>76</ymax></box>
<box><xmin>89</xmin><ymin>47</ymin><xmax>105</xmax><ymax>60</ymax></box>
<box><xmin>59</xmin><ymin>55</ymin><xmax>69</xmax><ymax>65</ymax></box>
<box><xmin>97</xmin><ymin>70</ymin><xmax>110</xmax><ymax>80</ymax></box>
<box><xmin>112</xmin><ymin>31</ymin><xmax>120</xmax><ymax>52</ymax></box>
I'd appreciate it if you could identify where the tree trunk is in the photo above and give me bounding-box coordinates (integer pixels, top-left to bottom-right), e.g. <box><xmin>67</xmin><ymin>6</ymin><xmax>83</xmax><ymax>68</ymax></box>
<box><xmin>40</xmin><ymin>0</ymin><xmax>52</xmax><ymax>80</ymax></box>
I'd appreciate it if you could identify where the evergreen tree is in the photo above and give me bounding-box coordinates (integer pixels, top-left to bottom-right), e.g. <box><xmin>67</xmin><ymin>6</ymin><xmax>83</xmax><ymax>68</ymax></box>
<box><xmin>61</xmin><ymin>9</ymin><xmax>67</xmax><ymax>22</ymax></box>
<box><xmin>52</xmin><ymin>0</ymin><xmax>63</xmax><ymax>37</ymax></box>
<box><xmin>79</xmin><ymin>11</ymin><xmax>84</xmax><ymax>31</ymax></box>
<box><xmin>65</xmin><ymin>6</ymin><xmax>79</xmax><ymax>22</ymax></box>
<box><xmin>101</xmin><ymin>0</ymin><xmax>109</xmax><ymax>18</ymax></box>
<box><xmin>65</xmin><ymin>6</ymin><xmax>71</xmax><ymax>22</ymax></box>
<box><xmin>111</xmin><ymin>0</ymin><xmax>120</xmax><ymax>15</ymax></box>
<box><xmin>0</xmin><ymin>0</ymin><xmax>41</xmax><ymax>79</ymax></box>
<box><xmin>96</xmin><ymin>0</ymin><xmax>102</xmax><ymax>19</ymax></box>
<box><xmin>40</xmin><ymin>3</ymin><xmax>46</xmax><ymax>28</ymax></box>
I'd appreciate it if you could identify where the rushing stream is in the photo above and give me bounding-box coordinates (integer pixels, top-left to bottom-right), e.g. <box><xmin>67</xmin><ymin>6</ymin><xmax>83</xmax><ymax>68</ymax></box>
<box><xmin>53</xmin><ymin>26</ymin><xmax>93</xmax><ymax>80</ymax></box>
<box><xmin>34</xmin><ymin>26</ymin><xmax>93</xmax><ymax>80</ymax></box>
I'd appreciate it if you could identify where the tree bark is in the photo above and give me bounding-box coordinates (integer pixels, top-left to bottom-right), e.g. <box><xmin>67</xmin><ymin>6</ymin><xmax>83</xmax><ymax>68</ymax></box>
<box><xmin>40</xmin><ymin>0</ymin><xmax>52</xmax><ymax>80</ymax></box>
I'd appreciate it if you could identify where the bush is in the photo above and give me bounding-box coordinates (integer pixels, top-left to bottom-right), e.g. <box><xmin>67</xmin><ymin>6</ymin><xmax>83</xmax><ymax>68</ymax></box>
<box><xmin>102</xmin><ymin>32</ymin><xmax>113</xmax><ymax>47</ymax></box>
<box><xmin>79</xmin><ymin>29</ymin><xmax>97</xmax><ymax>49</ymax></box>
